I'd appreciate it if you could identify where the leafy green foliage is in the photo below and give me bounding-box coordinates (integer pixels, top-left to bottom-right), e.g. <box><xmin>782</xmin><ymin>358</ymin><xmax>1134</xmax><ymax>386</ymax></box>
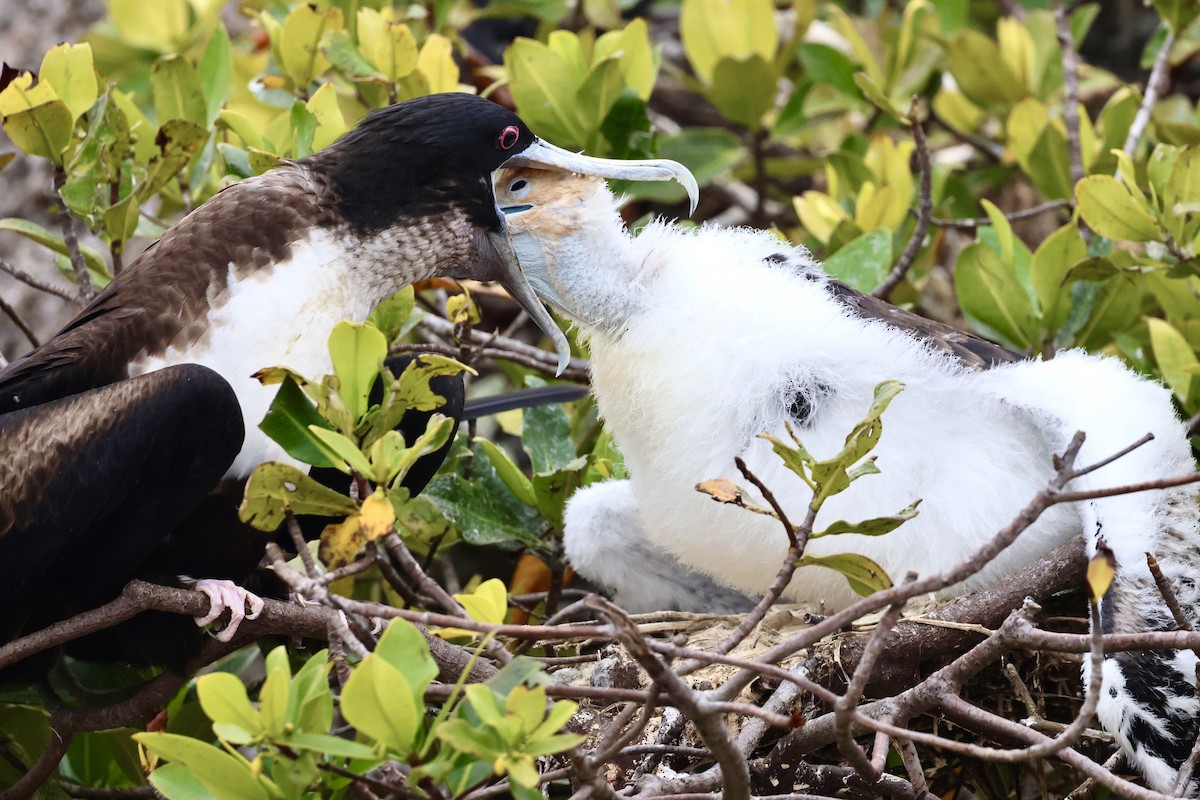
<box><xmin>135</xmin><ymin>629</ymin><xmax>581</xmax><ymax>800</ymax></box>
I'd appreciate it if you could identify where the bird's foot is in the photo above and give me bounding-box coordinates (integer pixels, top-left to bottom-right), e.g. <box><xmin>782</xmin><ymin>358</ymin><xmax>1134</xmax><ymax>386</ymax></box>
<box><xmin>193</xmin><ymin>579</ymin><xmax>265</xmax><ymax>642</ymax></box>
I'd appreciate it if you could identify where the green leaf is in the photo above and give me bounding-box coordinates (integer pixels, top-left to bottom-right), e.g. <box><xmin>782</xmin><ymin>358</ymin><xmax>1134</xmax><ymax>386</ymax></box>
<box><xmin>1025</xmin><ymin>123</ymin><xmax>1074</xmax><ymax>200</ymax></box>
<box><xmin>39</xmin><ymin>43</ymin><xmax>97</xmax><ymax>121</ymax></box>
<box><xmin>289</xmin><ymin>649</ymin><xmax>333</xmax><ymax>733</ymax></box>
<box><xmin>852</xmin><ymin>72</ymin><xmax>909</xmax><ymax>123</ymax></box>
<box><xmin>238</xmin><ymin>462</ymin><xmax>359</xmax><ymax>530</ymax></box>
<box><xmin>368</xmin><ymin>286</ymin><xmax>417</xmax><ymax>342</ymax></box>
<box><xmin>364</xmin><ymin>354</ymin><xmax>469</xmax><ymax>447</ymax></box>
<box><xmin>477</xmin><ymin>438</ymin><xmax>537</xmax><ymax>507</ymax></box>
<box><xmin>814</xmin><ymin>501</ymin><xmax>920</xmax><ymax>538</ymax></box>
<box><xmin>505</xmin><ymin>37</ymin><xmax>587</xmax><ymax>149</ymax></box>
<box><xmin>133</xmin><ymin>733</ymin><xmax>270</xmax><ymax>800</ymax></box>
<box><xmin>374</xmin><ymin>620</ymin><xmax>438</xmax><ymax>711</ymax></box>
<box><xmin>309</xmin><ymin>427</ymin><xmax>374</xmax><ymax>476</ymax></box>
<box><xmin>593</xmin><ymin>19</ymin><xmax>657</xmax><ymax>100</ymax></box>
<box><xmin>822</xmin><ymin>229</ymin><xmax>892</xmax><ymax>293</ymax></box>
<box><xmin>259</xmin><ymin>376</ymin><xmax>341</xmax><ymax>469</ymax></box>
<box><xmin>329</xmin><ymin>320</ymin><xmax>387</xmax><ymax>422</ymax></box>
<box><xmin>0</xmin><ymin>217</ymin><xmax>109</xmax><ymax>276</ymax></box>
<box><xmin>808</xmin><ymin>380</ymin><xmax>905</xmax><ymax>509</ymax></box>
<box><xmin>285</xmin><ymin>731</ymin><xmax>378</xmax><ymax>759</ymax></box>
<box><xmin>530</xmin><ymin>456</ymin><xmax>589</xmax><ymax>527</ymax></box>
<box><xmin>523</xmin><ymin>391</ymin><xmax>576</xmax><ymax>474</ymax></box>
<box><xmin>955</xmin><ymin>241</ymin><xmax>1036</xmax><ymax>350</ymax></box>
<box><xmin>196</xmin><ymin>673</ymin><xmax>263</xmax><ymax>741</ymax></box>
<box><xmin>947</xmin><ymin>28</ymin><xmax>1026</xmax><ymax>107</ymax></box>
<box><xmin>708</xmin><ymin>55</ymin><xmax>775</xmax><ymax>129</ymax></box>
<box><xmin>197</xmin><ymin>25</ymin><xmax>233</xmax><ymax>126</ymax></box>
<box><xmin>148</xmin><ymin>762</ymin><xmax>216</xmax><ymax>800</ymax></box>
<box><xmin>680</xmin><ymin>0</ymin><xmax>778</xmax><ymax>85</ymax></box>
<box><xmin>795</xmin><ymin>43</ymin><xmax>861</xmax><ymax>98</ymax></box>
<box><xmin>797</xmin><ymin>552</ymin><xmax>893</xmax><ymax>596</ymax></box>
<box><xmin>279</xmin><ymin>5</ymin><xmax>343</xmax><ymax>88</ymax></box>
<box><xmin>1147</xmin><ymin>317</ymin><xmax>1200</xmax><ymax>404</ymax></box>
<box><xmin>1076</xmin><ymin>175</ymin><xmax>1162</xmax><ymax>242</ymax></box>
<box><xmin>357</xmin><ymin>8</ymin><xmax>418</xmax><ymax>82</ymax></box>
<box><xmin>151</xmin><ymin>56</ymin><xmax>206</xmax><ymax>126</ymax></box>
<box><xmin>2</xmin><ymin>101</ymin><xmax>74</xmax><ymax>164</ymax></box>
<box><xmin>341</xmin><ymin>657</ymin><xmax>421</xmax><ymax>755</ymax></box>
<box><xmin>1030</xmin><ymin>223</ymin><xmax>1086</xmax><ymax>335</ymax></box>
<box><xmin>425</xmin><ymin>443</ymin><xmax>544</xmax><ymax>548</ymax></box>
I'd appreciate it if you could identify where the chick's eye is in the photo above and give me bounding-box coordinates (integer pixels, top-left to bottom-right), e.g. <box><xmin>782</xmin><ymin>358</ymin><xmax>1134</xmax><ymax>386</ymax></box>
<box><xmin>497</xmin><ymin>125</ymin><xmax>521</xmax><ymax>150</ymax></box>
<box><xmin>508</xmin><ymin>178</ymin><xmax>528</xmax><ymax>195</ymax></box>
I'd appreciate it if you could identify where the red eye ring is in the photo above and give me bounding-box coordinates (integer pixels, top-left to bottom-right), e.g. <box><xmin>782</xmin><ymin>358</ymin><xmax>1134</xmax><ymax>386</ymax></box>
<box><xmin>498</xmin><ymin>125</ymin><xmax>520</xmax><ymax>150</ymax></box>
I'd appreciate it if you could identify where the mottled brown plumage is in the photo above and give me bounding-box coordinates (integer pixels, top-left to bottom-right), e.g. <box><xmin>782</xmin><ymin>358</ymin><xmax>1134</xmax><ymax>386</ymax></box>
<box><xmin>824</xmin><ymin>280</ymin><xmax>1023</xmax><ymax>371</ymax></box>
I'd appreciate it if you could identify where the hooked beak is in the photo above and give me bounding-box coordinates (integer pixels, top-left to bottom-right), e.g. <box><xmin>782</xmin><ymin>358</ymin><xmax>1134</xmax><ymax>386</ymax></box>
<box><xmin>488</xmin><ymin>138</ymin><xmax>699</xmax><ymax>376</ymax></box>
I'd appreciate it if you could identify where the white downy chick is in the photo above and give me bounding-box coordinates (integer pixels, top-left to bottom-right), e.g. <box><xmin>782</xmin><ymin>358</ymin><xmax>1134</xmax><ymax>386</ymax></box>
<box><xmin>495</xmin><ymin>167</ymin><xmax>1200</xmax><ymax>792</ymax></box>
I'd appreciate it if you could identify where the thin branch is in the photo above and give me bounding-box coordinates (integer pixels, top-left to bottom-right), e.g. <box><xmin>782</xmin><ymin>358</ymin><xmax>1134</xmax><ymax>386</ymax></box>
<box><xmin>0</xmin><ymin>256</ymin><xmax>79</xmax><ymax>302</ymax></box>
<box><xmin>52</xmin><ymin>167</ymin><xmax>96</xmax><ymax>303</ymax></box>
<box><xmin>928</xmin><ymin>200</ymin><xmax>1070</xmax><ymax>230</ymax></box>
<box><xmin>1055</xmin><ymin>4</ymin><xmax>1086</xmax><ymax>188</ymax></box>
<box><xmin>585</xmin><ymin>595</ymin><xmax>752</xmax><ymax>800</ymax></box>
<box><xmin>1124</xmin><ymin>24</ymin><xmax>1176</xmax><ymax>155</ymax></box>
<box><xmin>417</xmin><ymin>314</ymin><xmax>590</xmax><ymax>381</ymax></box>
<box><xmin>873</xmin><ymin>98</ymin><xmax>932</xmax><ymax>300</ymax></box>
<box><xmin>0</xmin><ymin>292</ymin><xmax>39</xmax><ymax>347</ymax></box>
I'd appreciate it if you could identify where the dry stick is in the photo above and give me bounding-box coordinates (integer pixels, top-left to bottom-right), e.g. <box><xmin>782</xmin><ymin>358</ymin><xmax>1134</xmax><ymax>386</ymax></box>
<box><xmin>585</xmin><ymin>595</ymin><xmax>752</xmax><ymax>800</ymax></box>
<box><xmin>460</xmin><ymin>768</ymin><xmax>572</xmax><ymax>800</ymax></box>
<box><xmin>0</xmin><ymin>256</ymin><xmax>78</xmax><ymax>302</ymax></box>
<box><xmin>0</xmin><ymin>292</ymin><xmax>39</xmax><ymax>347</ymax></box>
<box><xmin>873</xmin><ymin>100</ymin><xmax>932</xmax><ymax>300</ymax></box>
<box><xmin>712</xmin><ymin>431</ymin><xmax>1088</xmax><ymax>703</ymax></box>
<box><xmin>894</xmin><ymin>739</ymin><xmax>930</xmax><ymax>797</ymax></box>
<box><xmin>1124</xmin><ymin>24</ymin><xmax>1176</xmax><ymax>155</ymax></box>
<box><xmin>52</xmin><ymin>167</ymin><xmax>96</xmax><ymax>303</ymax></box>
<box><xmin>368</xmin><ymin>541</ymin><xmax>429</xmax><ymax>608</ymax></box>
<box><xmin>418</xmin><ymin>314</ymin><xmax>591</xmax><ymax>380</ymax></box>
<box><xmin>59</xmin><ymin>784</ymin><xmax>157</xmax><ymax>798</ymax></box>
<box><xmin>715</xmin><ymin>433</ymin><xmax>1200</xmax><ymax>704</ymax></box>
<box><xmin>833</xmin><ymin>574</ymin><xmax>916</xmax><ymax>782</ymax></box>
<box><xmin>928</xmin><ymin>200</ymin><xmax>1070</xmax><ymax>230</ymax></box>
<box><xmin>940</xmin><ymin>695</ymin><xmax>1178</xmax><ymax>800</ymax></box>
<box><xmin>382</xmin><ymin>532</ymin><xmax>512</xmax><ymax>667</ymax></box>
<box><xmin>1063</xmin><ymin>750</ymin><xmax>1126</xmax><ymax>800</ymax></box>
<box><xmin>1148</xmin><ymin>552</ymin><xmax>1200</xmax><ymax>795</ymax></box>
<box><xmin>675</xmin><ymin>458</ymin><xmax>810</xmax><ymax>675</ymax></box>
<box><xmin>1055</xmin><ymin>4</ymin><xmax>1087</xmax><ymax>188</ymax></box>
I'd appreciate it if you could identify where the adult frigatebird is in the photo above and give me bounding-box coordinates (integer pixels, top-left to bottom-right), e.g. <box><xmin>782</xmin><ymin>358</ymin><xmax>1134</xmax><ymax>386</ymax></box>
<box><xmin>494</xmin><ymin>166</ymin><xmax>1200</xmax><ymax>794</ymax></box>
<box><xmin>0</xmin><ymin>93</ymin><xmax>697</xmax><ymax>663</ymax></box>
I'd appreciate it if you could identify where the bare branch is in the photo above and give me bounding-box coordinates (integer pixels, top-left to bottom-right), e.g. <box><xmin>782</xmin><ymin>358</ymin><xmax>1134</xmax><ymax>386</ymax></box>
<box><xmin>873</xmin><ymin>99</ymin><xmax>932</xmax><ymax>300</ymax></box>
<box><xmin>0</xmin><ymin>256</ymin><xmax>79</xmax><ymax>302</ymax></box>
<box><xmin>52</xmin><ymin>167</ymin><xmax>96</xmax><ymax>303</ymax></box>
<box><xmin>1124</xmin><ymin>24</ymin><xmax>1176</xmax><ymax>155</ymax></box>
<box><xmin>1055</xmin><ymin>4</ymin><xmax>1086</xmax><ymax>187</ymax></box>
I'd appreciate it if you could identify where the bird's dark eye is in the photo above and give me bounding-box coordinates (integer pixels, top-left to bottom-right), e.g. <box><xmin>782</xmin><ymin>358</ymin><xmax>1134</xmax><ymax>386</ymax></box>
<box><xmin>509</xmin><ymin>179</ymin><xmax>527</xmax><ymax>192</ymax></box>
<box><xmin>498</xmin><ymin>125</ymin><xmax>521</xmax><ymax>150</ymax></box>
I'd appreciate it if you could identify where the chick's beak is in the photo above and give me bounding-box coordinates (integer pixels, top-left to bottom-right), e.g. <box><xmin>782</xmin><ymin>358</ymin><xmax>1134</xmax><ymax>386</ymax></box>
<box><xmin>487</xmin><ymin>139</ymin><xmax>699</xmax><ymax>376</ymax></box>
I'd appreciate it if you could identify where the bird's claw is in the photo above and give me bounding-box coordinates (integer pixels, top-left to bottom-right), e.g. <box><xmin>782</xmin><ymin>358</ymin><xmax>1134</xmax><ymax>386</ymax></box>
<box><xmin>194</xmin><ymin>579</ymin><xmax>265</xmax><ymax>642</ymax></box>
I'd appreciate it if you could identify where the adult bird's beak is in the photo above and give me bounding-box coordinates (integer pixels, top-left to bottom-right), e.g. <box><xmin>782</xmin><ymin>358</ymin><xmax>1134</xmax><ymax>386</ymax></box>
<box><xmin>488</xmin><ymin>138</ymin><xmax>699</xmax><ymax>375</ymax></box>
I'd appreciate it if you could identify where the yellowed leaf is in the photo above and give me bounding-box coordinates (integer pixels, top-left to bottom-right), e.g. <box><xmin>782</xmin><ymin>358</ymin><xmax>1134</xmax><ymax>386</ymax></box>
<box><xmin>360</xmin><ymin>488</ymin><xmax>397</xmax><ymax>540</ymax></box>
<box><xmin>1086</xmin><ymin>545</ymin><xmax>1116</xmax><ymax>602</ymax></box>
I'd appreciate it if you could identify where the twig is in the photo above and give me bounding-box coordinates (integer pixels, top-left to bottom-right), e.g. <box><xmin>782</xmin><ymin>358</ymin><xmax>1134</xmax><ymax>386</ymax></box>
<box><xmin>0</xmin><ymin>292</ymin><xmax>39</xmax><ymax>347</ymax></box>
<box><xmin>873</xmin><ymin>99</ymin><xmax>932</xmax><ymax>300</ymax></box>
<box><xmin>586</xmin><ymin>595</ymin><xmax>752</xmax><ymax>800</ymax></box>
<box><xmin>833</xmin><ymin>575</ymin><xmax>914</xmax><ymax>781</ymax></box>
<box><xmin>417</xmin><ymin>314</ymin><xmax>590</xmax><ymax>381</ymax></box>
<box><xmin>0</xmin><ymin>256</ymin><xmax>78</xmax><ymax>302</ymax></box>
<box><xmin>52</xmin><ymin>167</ymin><xmax>97</xmax><ymax>303</ymax></box>
<box><xmin>1055</xmin><ymin>4</ymin><xmax>1086</xmax><ymax>187</ymax></box>
<box><xmin>928</xmin><ymin>200</ymin><xmax>1069</xmax><ymax>230</ymax></box>
<box><xmin>1124</xmin><ymin>24</ymin><xmax>1175</xmax><ymax>155</ymax></box>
